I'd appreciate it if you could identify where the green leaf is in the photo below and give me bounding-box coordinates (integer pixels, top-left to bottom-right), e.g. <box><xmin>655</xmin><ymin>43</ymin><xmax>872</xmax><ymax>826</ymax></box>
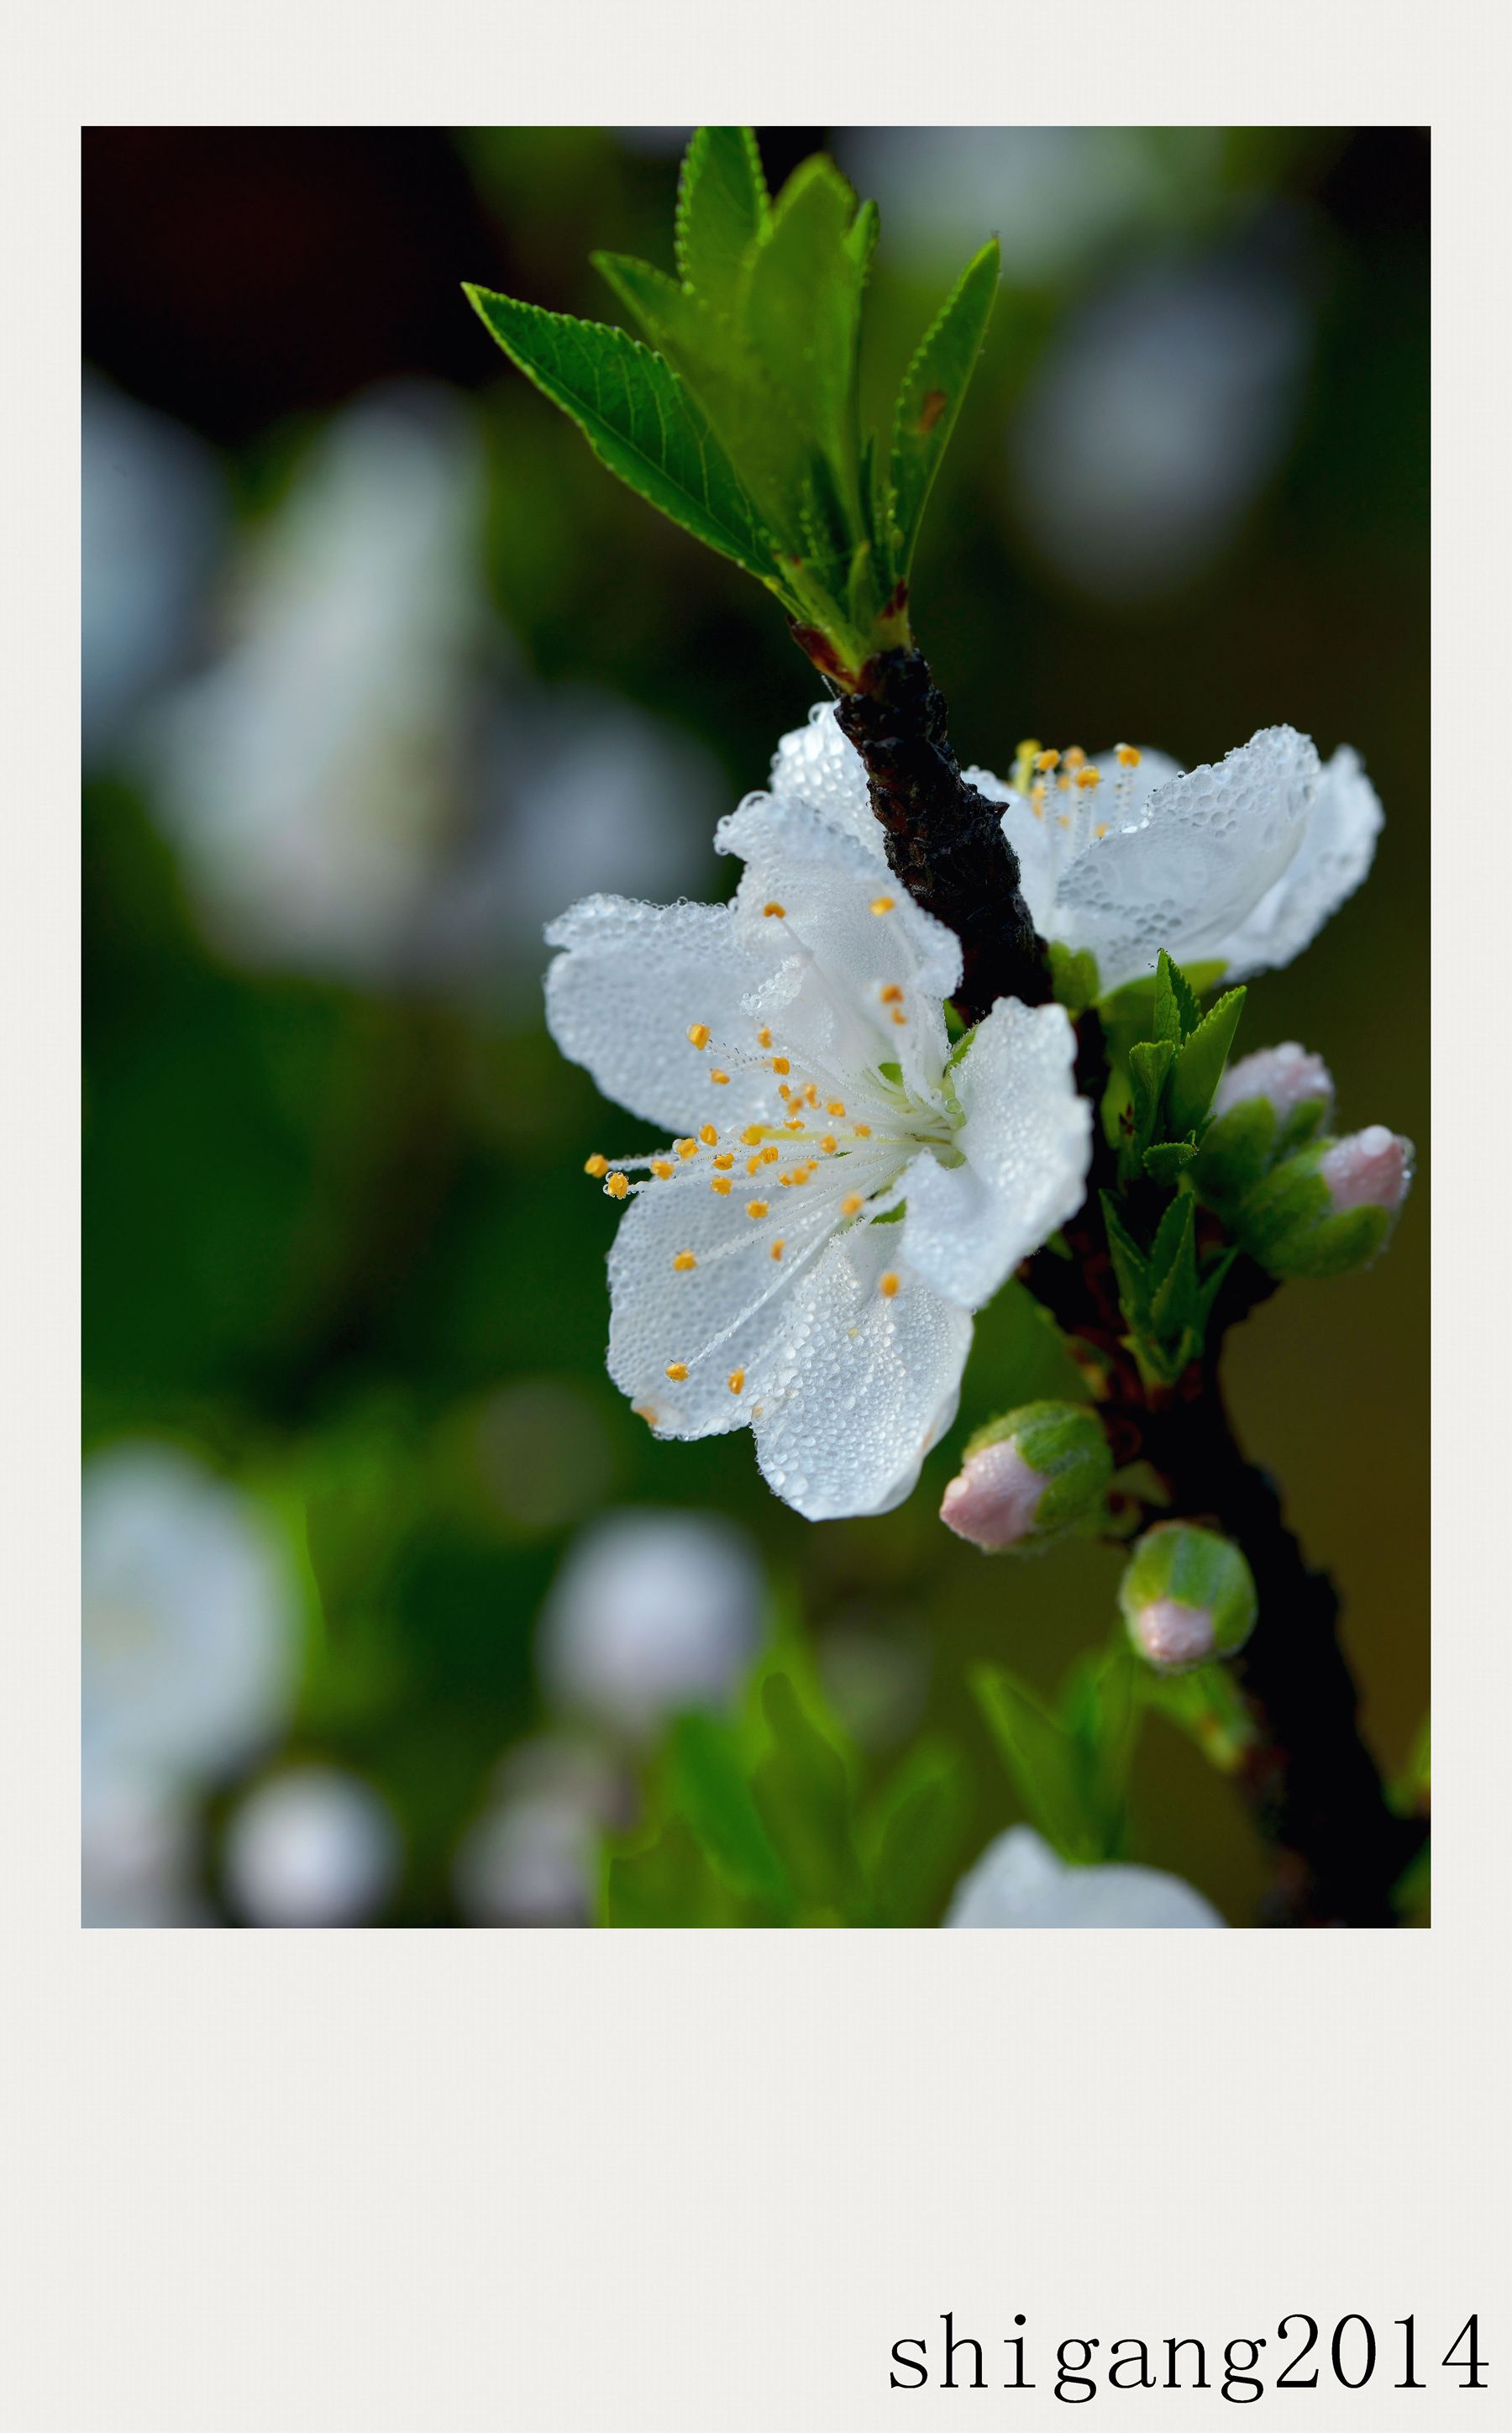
<box><xmin>1149</xmin><ymin>1197</ymin><xmax>1199</xmax><ymax>1342</ymax></box>
<box><xmin>675</xmin><ymin>126</ymin><xmax>768</xmax><ymax>309</ymax></box>
<box><xmin>741</xmin><ymin>155</ymin><xmax>869</xmax><ymax>517</ymax></box>
<box><xmin>669</xmin><ymin>1712</ymin><xmax>793</xmax><ymax>1911</ymax></box>
<box><xmin>1101</xmin><ymin>1191</ymin><xmax>1151</xmax><ymax>1326</ymax></box>
<box><xmin>1168</xmin><ymin>985</ymin><xmax>1246</xmax><ymax>1139</ymax></box>
<box><xmin>1128</xmin><ymin>1037</ymin><xmax>1175</xmax><ymax>1156</ymax></box>
<box><xmin>863</xmin><ymin>1740</ymin><xmax>972</xmax><ymax>1926</ymax></box>
<box><xmin>889</xmin><ymin>239</ymin><xmax>1000</xmax><ymax>579</ymax></box>
<box><xmin>465</xmin><ymin>285</ymin><xmax>779</xmax><ymax>584</ymax></box>
<box><xmin>973</xmin><ymin>1665</ymin><xmax>1099</xmax><ymax>1862</ymax></box>
<box><xmin>1142</xmin><ymin>1138</ymin><xmax>1199</xmax><ymax>1185</ymax></box>
<box><xmin>1048</xmin><ymin>940</ymin><xmax>1101</xmax><ymax>1014</ymax></box>
<box><xmin>1154</xmin><ymin>949</ymin><xmax>1202</xmax><ymax>1044</ymax></box>
<box><xmin>1061</xmin><ymin>1647</ymin><xmax>1142</xmax><ymax>1860</ymax></box>
<box><xmin>1141</xmin><ymin>1663</ymin><xmax>1257</xmax><ymax>1775</ymax></box>
<box><xmin>750</xmin><ymin>1672</ymin><xmax>862</xmax><ymax>1915</ymax></box>
<box><xmin>603</xmin><ymin>1815</ymin><xmax>748</xmax><ymax>1927</ymax></box>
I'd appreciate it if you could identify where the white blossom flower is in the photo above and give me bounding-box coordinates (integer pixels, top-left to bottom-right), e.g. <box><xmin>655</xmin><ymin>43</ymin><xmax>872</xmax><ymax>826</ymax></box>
<box><xmin>772</xmin><ymin>704</ymin><xmax>1381</xmax><ymax>1000</ymax></box>
<box><xmin>81</xmin><ymin>1767</ymin><xmax>202</xmax><ymax>1929</ymax></box>
<box><xmin>224</xmin><ymin>1766</ymin><xmax>401</xmax><ymax>1927</ymax></box>
<box><xmin>83</xmin><ymin>1442</ymin><xmax>298</xmax><ymax>1785</ymax></box>
<box><xmin>539</xmin><ymin>1509</ymin><xmax>764</xmax><ymax>1740</ymax></box>
<box><xmin>546</xmin><ymin>787</ymin><xmax>1091</xmax><ymax>1521</ymax></box>
<box><xmin>947</xmin><ymin>1825</ymin><xmax>1225</xmax><ymax>1927</ymax></box>
<box><xmin>452</xmin><ymin>1739</ymin><xmax>626</xmax><ymax>1928</ymax></box>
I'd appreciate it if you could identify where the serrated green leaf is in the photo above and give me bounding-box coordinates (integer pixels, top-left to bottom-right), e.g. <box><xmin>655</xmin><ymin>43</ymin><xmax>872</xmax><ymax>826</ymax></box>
<box><xmin>889</xmin><ymin>238</ymin><xmax>1000</xmax><ymax>580</ymax></box>
<box><xmin>742</xmin><ymin>155</ymin><xmax>869</xmax><ymax>518</ymax></box>
<box><xmin>669</xmin><ymin>1712</ymin><xmax>793</xmax><ymax>1911</ymax></box>
<box><xmin>1168</xmin><ymin>985</ymin><xmax>1246</xmax><ymax>1138</ymax></box>
<box><xmin>1143</xmin><ymin>1138</ymin><xmax>1199</xmax><ymax>1185</ymax></box>
<box><xmin>863</xmin><ymin>1739</ymin><xmax>972</xmax><ymax>1926</ymax></box>
<box><xmin>1101</xmin><ymin>1191</ymin><xmax>1151</xmax><ymax>1326</ymax></box>
<box><xmin>1149</xmin><ymin>1197</ymin><xmax>1199</xmax><ymax>1340</ymax></box>
<box><xmin>974</xmin><ymin>1665</ymin><xmax>1101</xmax><ymax>1862</ymax></box>
<box><xmin>1147</xmin><ymin>1192</ymin><xmax>1194</xmax><ymax>1290</ymax></box>
<box><xmin>1128</xmin><ymin>1037</ymin><xmax>1175</xmax><ymax>1157</ymax></box>
<box><xmin>465</xmin><ymin>285</ymin><xmax>779</xmax><ymax>584</ymax></box>
<box><xmin>1154</xmin><ymin>949</ymin><xmax>1202</xmax><ymax>1044</ymax></box>
<box><xmin>1195</xmin><ymin>1245</ymin><xmax>1238</xmax><ymax>1330</ymax></box>
<box><xmin>675</xmin><ymin>126</ymin><xmax>768</xmax><ymax>309</ymax></box>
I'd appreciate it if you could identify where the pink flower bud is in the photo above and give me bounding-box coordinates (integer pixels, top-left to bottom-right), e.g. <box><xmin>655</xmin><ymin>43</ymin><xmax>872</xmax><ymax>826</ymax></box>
<box><xmin>1319</xmin><ymin>1125</ymin><xmax>1413</xmax><ymax>1216</ymax></box>
<box><xmin>940</xmin><ymin>1439</ymin><xmax>1046</xmax><ymax>1551</ymax></box>
<box><xmin>1213</xmin><ymin>1041</ymin><xmax>1334</xmax><ymax>1127</ymax></box>
<box><xmin>1128</xmin><ymin>1596</ymin><xmax>1215</xmax><ymax>1669</ymax></box>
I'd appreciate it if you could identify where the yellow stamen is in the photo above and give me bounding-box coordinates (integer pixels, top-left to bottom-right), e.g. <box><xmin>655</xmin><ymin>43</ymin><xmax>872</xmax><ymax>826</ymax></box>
<box><xmin>747</xmin><ymin>1155</ymin><xmax>763</xmax><ymax>1175</ymax></box>
<box><xmin>869</xmin><ymin>895</ymin><xmax>896</xmax><ymax>916</ymax></box>
<box><xmin>891</xmin><ymin>1009</ymin><xmax>908</xmax><ymax>1027</ymax></box>
<box><xmin>853</xmin><ymin>1122</ymin><xmax>872</xmax><ymax>1138</ymax></box>
<box><xmin>827</xmin><ymin>1100</ymin><xmax>846</xmax><ymax>1117</ymax></box>
<box><xmin>699</xmin><ymin>1124</ymin><xmax>718</xmax><ymax>1147</ymax></box>
<box><xmin>727</xmin><ymin>1369</ymin><xmax>745</xmax><ymax>1395</ymax></box>
<box><xmin>1064</xmin><ymin>744</ymin><xmax>1086</xmax><ymax>769</ymax></box>
<box><xmin>1074</xmin><ymin>765</ymin><xmax>1101</xmax><ymax>791</ymax></box>
<box><xmin>1116</xmin><ymin>743</ymin><xmax>1141</xmax><ymax>768</ymax></box>
<box><xmin>763</xmin><ymin>901</ymin><xmax>785</xmax><ymax>919</ymax></box>
<box><xmin>714</xmin><ymin>1153</ymin><xmax>735</xmax><ymax>1170</ymax></box>
<box><xmin>747</xmin><ymin>1200</ymin><xmax>769</xmax><ymax>1219</ymax></box>
<box><xmin>710</xmin><ymin>1069</ymin><xmax>730</xmax><ymax>1086</ymax></box>
<box><xmin>1034</xmin><ymin>749</ymin><xmax>1060</xmax><ymax>775</ymax></box>
<box><xmin>880</xmin><ymin>983</ymin><xmax>904</xmax><ymax>1004</ymax></box>
<box><xmin>740</xmin><ymin>1126</ymin><xmax>764</xmax><ymax>1145</ymax></box>
<box><xmin>821</xmin><ymin>1135</ymin><xmax>837</xmax><ymax>1155</ymax></box>
<box><xmin>711</xmin><ymin>1176</ymin><xmax>732</xmax><ymax>1195</ymax></box>
<box><xmin>1094</xmin><ymin>822</ymin><xmax>1110</xmax><ymax>840</ymax></box>
<box><xmin>686</xmin><ymin>1022</ymin><xmax>711</xmax><ymax>1049</ymax></box>
<box><xmin>673</xmin><ymin>1251</ymin><xmax>696</xmax><ymax>1272</ymax></box>
<box><xmin>770</xmin><ymin>1239</ymin><xmax>785</xmax><ymax>1261</ymax></box>
<box><xmin>1057</xmin><ymin>814</ymin><xmax>1071</xmax><ymax>829</ymax></box>
<box><xmin>841</xmin><ymin>1194</ymin><xmax>864</xmax><ymax>1216</ymax></box>
<box><xmin>583</xmin><ymin>1153</ymin><xmax>608</xmax><ymax>1177</ymax></box>
<box><xmin>651</xmin><ymin>1159</ymin><xmax>675</xmax><ymax>1180</ymax></box>
<box><xmin>676</xmin><ymin>1138</ymin><xmax>698</xmax><ymax>1161</ymax></box>
<box><xmin>1030</xmin><ymin>781</ymin><xmax>1047</xmax><ymax>822</ymax></box>
<box><xmin>761</xmin><ymin>1145</ymin><xmax>779</xmax><ymax>1164</ymax></box>
<box><xmin>757</xmin><ymin>1027</ymin><xmax>773</xmax><ymax>1048</ymax></box>
<box><xmin>772</xmin><ymin>1055</ymin><xmax>790</xmax><ymax>1075</ymax></box>
<box><xmin>879</xmin><ymin>1271</ymin><xmax>900</xmax><ymax>1299</ymax></box>
<box><xmin>805</xmin><ymin>1083</ymin><xmax>819</xmax><ymax>1107</ymax></box>
<box><xmin>606</xmin><ymin>1172</ymin><xmax>629</xmax><ymax>1199</ymax></box>
<box><xmin>1056</xmin><ymin>773</ymin><xmax>1071</xmax><ymax>791</ymax></box>
<box><xmin>664</xmin><ymin>1362</ymin><xmax>689</xmax><ymax>1382</ymax></box>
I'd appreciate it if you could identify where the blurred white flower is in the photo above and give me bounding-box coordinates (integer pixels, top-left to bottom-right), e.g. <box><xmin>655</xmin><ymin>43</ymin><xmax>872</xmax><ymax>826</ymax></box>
<box><xmin>947</xmin><ymin>1825</ymin><xmax>1225</xmax><ymax>1927</ymax></box>
<box><xmin>82</xmin><ymin>1442</ymin><xmax>297</xmax><ymax>1785</ymax></box>
<box><xmin>224</xmin><ymin>1765</ymin><xmax>401</xmax><ymax>1926</ymax></box>
<box><xmin>82</xmin><ymin>375</ymin><xmax>225</xmax><ymax>765</ymax></box>
<box><xmin>547</xmin><ymin>780</ymin><xmax>1089</xmax><ymax>1518</ymax></box>
<box><xmin>452</xmin><ymin>1739</ymin><xmax>625</xmax><ymax>1927</ymax></box>
<box><xmin>781</xmin><ymin>702</ymin><xmax>1380</xmax><ymax>999</ymax></box>
<box><xmin>81</xmin><ymin>1767</ymin><xmax>202</xmax><ymax>1929</ymax></box>
<box><xmin>835</xmin><ymin>128</ymin><xmax>1222</xmax><ymax>286</ymax></box>
<box><xmin>539</xmin><ymin>1510</ymin><xmax>764</xmax><ymax>1738</ymax></box>
<box><xmin>143</xmin><ymin>386</ymin><xmax>489</xmax><ymax>980</ymax></box>
<box><xmin>1011</xmin><ymin>249</ymin><xmax>1311</xmax><ymax>601</ymax></box>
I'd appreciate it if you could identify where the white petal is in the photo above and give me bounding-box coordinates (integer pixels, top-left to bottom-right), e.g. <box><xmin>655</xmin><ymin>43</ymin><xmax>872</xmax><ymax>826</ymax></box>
<box><xmin>768</xmin><ymin>700</ymin><xmax>885</xmax><ymax>859</ymax></box>
<box><xmin>1048</xmin><ymin>725</ymin><xmax>1320</xmax><ymax>994</ymax></box>
<box><xmin>606</xmin><ymin>1160</ymin><xmax>838</xmax><ymax>1440</ymax></box>
<box><xmin>544</xmin><ymin>894</ymin><xmax>773</xmax><ymax>1135</ymax></box>
<box><xmin>719</xmin><ymin>791</ymin><xmax>960</xmax><ymax>1103</ymax></box>
<box><xmin>1215</xmin><ymin>744</ymin><xmax>1382</xmax><ymax>980</ymax></box>
<box><xmin>900</xmin><ymin>1000</ymin><xmax>1092</xmax><ymax>1309</ymax></box>
<box><xmin>946</xmin><ymin>1825</ymin><xmax>1225</xmax><ymax>1926</ymax></box>
<box><xmin>752</xmin><ymin>1224</ymin><xmax>971</xmax><ymax>1521</ymax></box>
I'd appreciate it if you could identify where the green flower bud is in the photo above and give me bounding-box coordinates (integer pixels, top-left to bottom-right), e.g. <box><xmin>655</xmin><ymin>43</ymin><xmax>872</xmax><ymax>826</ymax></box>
<box><xmin>941</xmin><ymin>1400</ymin><xmax>1111</xmax><ymax>1553</ymax></box>
<box><xmin>1239</xmin><ymin>1127</ymin><xmax>1413</xmax><ymax>1280</ymax></box>
<box><xmin>1120</xmin><ymin>1522</ymin><xmax>1257</xmax><ymax>1670</ymax></box>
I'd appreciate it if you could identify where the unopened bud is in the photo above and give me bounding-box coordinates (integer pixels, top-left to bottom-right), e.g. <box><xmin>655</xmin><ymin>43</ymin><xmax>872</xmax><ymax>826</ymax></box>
<box><xmin>1120</xmin><ymin>1523</ymin><xmax>1257</xmax><ymax>1672</ymax></box>
<box><xmin>1241</xmin><ymin>1126</ymin><xmax>1414</xmax><ymax>1280</ymax></box>
<box><xmin>1213</xmin><ymin>1042</ymin><xmax>1335</xmax><ymax>1132</ymax></box>
<box><xmin>940</xmin><ymin>1400</ymin><xmax>1110</xmax><ymax>1553</ymax></box>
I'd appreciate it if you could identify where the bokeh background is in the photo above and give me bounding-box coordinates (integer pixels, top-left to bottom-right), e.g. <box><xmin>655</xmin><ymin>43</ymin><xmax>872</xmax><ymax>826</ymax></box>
<box><xmin>81</xmin><ymin>126</ymin><xmax>1428</xmax><ymax>1926</ymax></box>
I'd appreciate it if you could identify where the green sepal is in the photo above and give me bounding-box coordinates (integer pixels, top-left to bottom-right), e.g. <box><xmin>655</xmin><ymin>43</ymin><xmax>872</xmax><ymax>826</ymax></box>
<box><xmin>1192</xmin><ymin>1097</ymin><xmax>1278</xmax><ymax>1213</ymax></box>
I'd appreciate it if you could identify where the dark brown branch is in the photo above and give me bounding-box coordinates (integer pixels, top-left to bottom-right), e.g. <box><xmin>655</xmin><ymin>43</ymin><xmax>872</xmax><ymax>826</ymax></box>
<box><xmin>831</xmin><ymin>646</ymin><xmax>1051</xmax><ymax>1022</ymax></box>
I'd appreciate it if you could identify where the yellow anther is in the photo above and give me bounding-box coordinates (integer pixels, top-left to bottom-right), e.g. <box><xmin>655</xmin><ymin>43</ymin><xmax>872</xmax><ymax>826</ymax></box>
<box><xmin>763</xmin><ymin>901</ymin><xmax>786</xmax><ymax>919</ymax></box>
<box><xmin>772</xmin><ymin>1055</ymin><xmax>790</xmax><ymax>1075</ymax></box>
<box><xmin>757</xmin><ymin>1027</ymin><xmax>773</xmax><ymax>1048</ymax></box>
<box><xmin>1030</xmin><ymin>781</ymin><xmax>1047</xmax><ymax>822</ymax></box>
<box><xmin>770</xmin><ymin>1239</ymin><xmax>785</xmax><ymax>1261</ymax></box>
<box><xmin>891</xmin><ymin>1009</ymin><xmax>908</xmax><ymax>1027</ymax></box>
<box><xmin>805</xmin><ymin>1083</ymin><xmax>819</xmax><ymax>1106</ymax></box>
<box><xmin>1074</xmin><ymin>765</ymin><xmax>1101</xmax><ymax>791</ymax></box>
<box><xmin>747</xmin><ymin>1155</ymin><xmax>763</xmax><ymax>1175</ymax></box>
<box><xmin>1094</xmin><ymin>822</ymin><xmax>1110</xmax><ymax>840</ymax></box>
<box><xmin>853</xmin><ymin>1122</ymin><xmax>872</xmax><ymax>1138</ymax></box>
<box><xmin>686</xmin><ymin>1022</ymin><xmax>711</xmax><ymax>1049</ymax></box>
<box><xmin>699</xmin><ymin>1124</ymin><xmax>718</xmax><ymax>1147</ymax></box>
<box><xmin>1116</xmin><ymin>743</ymin><xmax>1142</xmax><ymax>768</ymax></box>
<box><xmin>761</xmin><ymin>1145</ymin><xmax>779</xmax><ymax>1164</ymax></box>
<box><xmin>879</xmin><ymin>1271</ymin><xmax>900</xmax><ymax>1299</ymax></box>
<box><xmin>727</xmin><ymin>1369</ymin><xmax>745</xmax><ymax>1395</ymax></box>
<box><xmin>714</xmin><ymin>1153</ymin><xmax>735</xmax><ymax>1170</ymax></box>
<box><xmin>1057</xmin><ymin>814</ymin><xmax>1071</xmax><ymax>829</ymax></box>
<box><xmin>747</xmin><ymin>1200</ymin><xmax>769</xmax><ymax>1220</ymax></box>
<box><xmin>1034</xmin><ymin>749</ymin><xmax>1061</xmax><ymax>775</ymax></box>
<box><xmin>711</xmin><ymin>1176</ymin><xmax>732</xmax><ymax>1195</ymax></box>
<box><xmin>710</xmin><ymin>1069</ymin><xmax>731</xmax><ymax>1086</ymax></box>
<box><xmin>1064</xmin><ymin>744</ymin><xmax>1086</xmax><ymax>769</ymax></box>
<box><xmin>785</xmin><ymin>1118</ymin><xmax>804</xmax><ymax>1132</ymax></box>
<box><xmin>841</xmin><ymin>1193</ymin><xmax>864</xmax><ymax>1216</ymax></box>
<box><xmin>584</xmin><ymin>1153</ymin><xmax>608</xmax><ymax>1177</ymax></box>
<box><xmin>821</xmin><ymin>1136</ymin><xmax>837</xmax><ymax>1155</ymax></box>
<box><xmin>778</xmin><ymin>1083</ymin><xmax>792</xmax><ymax>1101</ymax></box>
<box><xmin>827</xmin><ymin>1100</ymin><xmax>845</xmax><ymax>1117</ymax></box>
<box><xmin>1056</xmin><ymin>772</ymin><xmax>1071</xmax><ymax>791</ymax></box>
<box><xmin>664</xmin><ymin>1362</ymin><xmax>689</xmax><ymax>1382</ymax></box>
<box><xmin>869</xmin><ymin>896</ymin><xmax>896</xmax><ymax>916</ymax></box>
<box><xmin>880</xmin><ymin>983</ymin><xmax>904</xmax><ymax>1004</ymax></box>
<box><xmin>606</xmin><ymin>1172</ymin><xmax>629</xmax><ymax>1199</ymax></box>
<box><xmin>740</xmin><ymin>1126</ymin><xmax>764</xmax><ymax>1145</ymax></box>
<box><xmin>673</xmin><ymin>1251</ymin><xmax>697</xmax><ymax>1272</ymax></box>
<box><xmin>651</xmin><ymin>1159</ymin><xmax>675</xmax><ymax>1180</ymax></box>
<box><xmin>676</xmin><ymin>1138</ymin><xmax>698</xmax><ymax>1160</ymax></box>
